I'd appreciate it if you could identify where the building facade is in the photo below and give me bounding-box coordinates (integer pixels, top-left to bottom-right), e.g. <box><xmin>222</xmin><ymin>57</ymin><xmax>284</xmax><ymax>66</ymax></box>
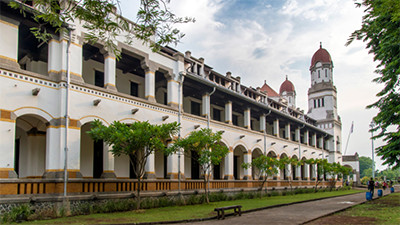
<box><xmin>0</xmin><ymin>1</ymin><xmax>343</xmax><ymax>195</ymax></box>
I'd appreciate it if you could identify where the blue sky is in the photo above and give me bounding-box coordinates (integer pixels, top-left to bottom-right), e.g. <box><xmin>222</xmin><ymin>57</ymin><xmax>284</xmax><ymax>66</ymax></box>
<box><xmin>120</xmin><ymin>0</ymin><xmax>387</xmax><ymax>170</ymax></box>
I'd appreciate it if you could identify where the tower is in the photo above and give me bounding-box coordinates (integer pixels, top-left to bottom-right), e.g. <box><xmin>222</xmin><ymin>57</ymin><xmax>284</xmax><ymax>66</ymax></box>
<box><xmin>279</xmin><ymin>75</ymin><xmax>296</xmax><ymax>108</ymax></box>
<box><xmin>307</xmin><ymin>43</ymin><xmax>342</xmax><ymax>162</ymax></box>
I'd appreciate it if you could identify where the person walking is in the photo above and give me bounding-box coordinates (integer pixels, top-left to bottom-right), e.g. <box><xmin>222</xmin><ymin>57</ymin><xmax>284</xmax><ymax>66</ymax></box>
<box><xmin>382</xmin><ymin>181</ymin><xmax>387</xmax><ymax>190</ymax></box>
<box><xmin>368</xmin><ymin>178</ymin><xmax>375</xmax><ymax>196</ymax></box>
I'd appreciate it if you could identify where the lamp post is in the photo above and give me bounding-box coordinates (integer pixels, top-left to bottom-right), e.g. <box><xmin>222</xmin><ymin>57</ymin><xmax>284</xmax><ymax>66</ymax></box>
<box><xmin>369</xmin><ymin>121</ymin><xmax>375</xmax><ymax>179</ymax></box>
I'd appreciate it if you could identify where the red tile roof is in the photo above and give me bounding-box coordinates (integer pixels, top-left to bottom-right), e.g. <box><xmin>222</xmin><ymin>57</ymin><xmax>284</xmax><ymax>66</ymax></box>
<box><xmin>260</xmin><ymin>82</ymin><xmax>280</xmax><ymax>97</ymax></box>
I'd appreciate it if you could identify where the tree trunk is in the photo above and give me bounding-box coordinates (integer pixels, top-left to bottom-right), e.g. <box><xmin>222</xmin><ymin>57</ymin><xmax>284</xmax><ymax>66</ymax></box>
<box><xmin>137</xmin><ymin>177</ymin><xmax>141</xmax><ymax>210</ymax></box>
<box><xmin>260</xmin><ymin>177</ymin><xmax>267</xmax><ymax>199</ymax></box>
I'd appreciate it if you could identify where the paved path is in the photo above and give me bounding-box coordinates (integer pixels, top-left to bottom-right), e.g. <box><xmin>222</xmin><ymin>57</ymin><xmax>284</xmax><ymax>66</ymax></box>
<box><xmin>185</xmin><ymin>189</ymin><xmax>391</xmax><ymax>225</ymax></box>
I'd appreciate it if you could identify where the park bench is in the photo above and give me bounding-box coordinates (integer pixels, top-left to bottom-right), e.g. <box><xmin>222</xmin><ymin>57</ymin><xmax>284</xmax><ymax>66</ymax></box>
<box><xmin>214</xmin><ymin>205</ymin><xmax>242</xmax><ymax>220</ymax></box>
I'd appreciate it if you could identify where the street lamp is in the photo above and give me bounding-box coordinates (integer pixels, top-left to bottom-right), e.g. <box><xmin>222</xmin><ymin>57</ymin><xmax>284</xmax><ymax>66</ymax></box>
<box><xmin>369</xmin><ymin>121</ymin><xmax>375</xmax><ymax>179</ymax></box>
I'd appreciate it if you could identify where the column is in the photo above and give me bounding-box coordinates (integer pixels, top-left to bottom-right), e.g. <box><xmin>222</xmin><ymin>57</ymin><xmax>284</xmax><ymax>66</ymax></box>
<box><xmin>273</xmin><ymin>119</ymin><xmax>279</xmax><ymax>137</ymax></box>
<box><xmin>104</xmin><ymin>51</ymin><xmax>117</xmax><ymax>91</ymax></box>
<box><xmin>311</xmin><ymin>134</ymin><xmax>317</xmax><ymax>147</ymax></box>
<box><xmin>259</xmin><ymin>115</ymin><xmax>266</xmax><ymax>133</ymax></box>
<box><xmin>0</xmin><ymin>110</ymin><xmax>18</xmax><ymax>178</ymax></box>
<box><xmin>167</xmin><ymin>78</ymin><xmax>180</xmax><ymax>109</ymax></box>
<box><xmin>295</xmin><ymin>165</ymin><xmax>301</xmax><ymax>180</ymax></box>
<box><xmin>243</xmin><ymin>151</ymin><xmax>252</xmax><ymax>180</ymax></box>
<box><xmin>224</xmin><ymin>147</ymin><xmax>234</xmax><ymax>180</ymax></box>
<box><xmin>166</xmin><ymin>143</ymin><xmax>178</xmax><ymax>179</ymax></box>
<box><xmin>303</xmin><ymin>130</ymin><xmax>309</xmax><ymax>145</ymax></box>
<box><xmin>202</xmin><ymin>93</ymin><xmax>210</xmax><ymax>118</ymax></box>
<box><xmin>225</xmin><ymin>101</ymin><xmax>232</xmax><ymax>124</ymax></box>
<box><xmin>285</xmin><ymin>164</ymin><xmax>291</xmax><ymax>180</ymax></box>
<box><xmin>0</xmin><ymin>17</ymin><xmax>20</xmax><ymax>69</ymax></box>
<box><xmin>244</xmin><ymin>108</ymin><xmax>251</xmax><ymax>130</ymax></box>
<box><xmin>318</xmin><ymin>137</ymin><xmax>324</xmax><ymax>149</ymax></box>
<box><xmin>304</xmin><ymin>163</ymin><xmax>310</xmax><ymax>180</ymax></box>
<box><xmin>285</xmin><ymin>124</ymin><xmax>291</xmax><ymax>140</ymax></box>
<box><xmin>310</xmin><ymin>164</ymin><xmax>316</xmax><ymax>180</ymax></box>
<box><xmin>143</xmin><ymin>151</ymin><xmax>156</xmax><ymax>179</ymax></box>
<box><xmin>101</xmin><ymin>144</ymin><xmax>116</xmax><ymax>179</ymax></box>
<box><xmin>295</xmin><ymin>128</ymin><xmax>300</xmax><ymax>142</ymax></box>
<box><xmin>48</xmin><ymin>31</ymin><xmax>84</xmax><ymax>82</ymax></box>
<box><xmin>273</xmin><ymin>165</ymin><xmax>279</xmax><ymax>180</ymax></box>
<box><xmin>328</xmin><ymin>136</ymin><xmax>336</xmax><ymax>163</ymax></box>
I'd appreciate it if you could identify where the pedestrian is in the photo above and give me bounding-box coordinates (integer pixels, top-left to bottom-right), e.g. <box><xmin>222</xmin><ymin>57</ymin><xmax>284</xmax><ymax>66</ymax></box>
<box><xmin>375</xmin><ymin>181</ymin><xmax>379</xmax><ymax>188</ymax></box>
<box><xmin>368</xmin><ymin>178</ymin><xmax>375</xmax><ymax>195</ymax></box>
<box><xmin>389</xmin><ymin>180</ymin><xmax>393</xmax><ymax>188</ymax></box>
<box><xmin>383</xmin><ymin>181</ymin><xmax>387</xmax><ymax>190</ymax></box>
<box><xmin>346</xmin><ymin>180</ymin><xmax>349</xmax><ymax>186</ymax></box>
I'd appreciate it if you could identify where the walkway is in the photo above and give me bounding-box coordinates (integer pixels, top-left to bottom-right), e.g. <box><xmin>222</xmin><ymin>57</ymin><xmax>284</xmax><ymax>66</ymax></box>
<box><xmin>185</xmin><ymin>189</ymin><xmax>391</xmax><ymax>225</ymax></box>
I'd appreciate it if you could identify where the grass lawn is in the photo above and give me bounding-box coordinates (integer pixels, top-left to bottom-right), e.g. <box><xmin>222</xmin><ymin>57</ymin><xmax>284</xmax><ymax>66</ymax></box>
<box><xmin>307</xmin><ymin>192</ymin><xmax>400</xmax><ymax>225</ymax></box>
<box><xmin>19</xmin><ymin>190</ymin><xmax>363</xmax><ymax>225</ymax></box>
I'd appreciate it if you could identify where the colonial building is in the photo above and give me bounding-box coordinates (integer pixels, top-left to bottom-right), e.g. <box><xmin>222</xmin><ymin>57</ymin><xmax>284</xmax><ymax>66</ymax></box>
<box><xmin>0</xmin><ymin>1</ymin><xmax>344</xmax><ymax>195</ymax></box>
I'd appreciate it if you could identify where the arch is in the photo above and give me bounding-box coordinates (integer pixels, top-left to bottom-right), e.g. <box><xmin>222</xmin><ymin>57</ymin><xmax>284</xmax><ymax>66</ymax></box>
<box><xmin>79</xmin><ymin>115</ymin><xmax>109</xmax><ymax>126</ymax></box>
<box><xmin>15</xmin><ymin>114</ymin><xmax>49</xmax><ymax>178</ymax></box>
<box><xmin>13</xmin><ymin>107</ymin><xmax>53</xmax><ymax>123</ymax></box>
<box><xmin>250</xmin><ymin>144</ymin><xmax>263</xmax><ymax>153</ymax></box>
<box><xmin>233</xmin><ymin>144</ymin><xmax>247</xmax><ymax>180</ymax></box>
<box><xmin>266</xmin><ymin>148</ymin><xmax>278</xmax><ymax>157</ymax></box>
<box><xmin>232</xmin><ymin>141</ymin><xmax>249</xmax><ymax>151</ymax></box>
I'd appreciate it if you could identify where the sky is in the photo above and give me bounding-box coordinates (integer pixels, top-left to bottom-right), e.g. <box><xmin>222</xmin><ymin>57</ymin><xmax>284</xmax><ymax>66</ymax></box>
<box><xmin>120</xmin><ymin>0</ymin><xmax>387</xmax><ymax>170</ymax></box>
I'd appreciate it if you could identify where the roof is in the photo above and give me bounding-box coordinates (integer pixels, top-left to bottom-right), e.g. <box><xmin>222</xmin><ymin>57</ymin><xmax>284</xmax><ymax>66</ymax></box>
<box><xmin>311</xmin><ymin>43</ymin><xmax>332</xmax><ymax>66</ymax></box>
<box><xmin>260</xmin><ymin>81</ymin><xmax>279</xmax><ymax>97</ymax></box>
<box><xmin>279</xmin><ymin>76</ymin><xmax>295</xmax><ymax>94</ymax></box>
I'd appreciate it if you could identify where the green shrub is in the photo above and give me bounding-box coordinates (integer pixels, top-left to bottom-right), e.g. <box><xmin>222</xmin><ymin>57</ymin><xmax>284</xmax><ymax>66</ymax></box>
<box><xmin>270</xmin><ymin>191</ymin><xmax>279</xmax><ymax>196</ymax></box>
<box><xmin>1</xmin><ymin>204</ymin><xmax>33</xmax><ymax>223</ymax></box>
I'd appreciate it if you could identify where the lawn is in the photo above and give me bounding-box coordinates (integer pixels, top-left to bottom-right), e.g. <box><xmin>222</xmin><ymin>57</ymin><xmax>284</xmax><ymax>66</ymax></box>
<box><xmin>21</xmin><ymin>190</ymin><xmax>363</xmax><ymax>224</ymax></box>
<box><xmin>307</xmin><ymin>192</ymin><xmax>400</xmax><ymax>225</ymax></box>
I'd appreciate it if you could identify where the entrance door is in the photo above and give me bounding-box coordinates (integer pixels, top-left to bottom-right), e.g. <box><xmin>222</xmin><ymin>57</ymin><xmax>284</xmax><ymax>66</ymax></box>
<box><xmin>93</xmin><ymin>140</ymin><xmax>103</xmax><ymax>178</ymax></box>
<box><xmin>14</xmin><ymin>139</ymin><xmax>20</xmax><ymax>177</ymax></box>
<box><xmin>164</xmin><ymin>155</ymin><xmax>168</xmax><ymax>179</ymax></box>
<box><xmin>213</xmin><ymin>164</ymin><xmax>220</xmax><ymax>179</ymax></box>
<box><xmin>191</xmin><ymin>151</ymin><xmax>200</xmax><ymax>179</ymax></box>
<box><xmin>234</xmin><ymin>156</ymin><xmax>238</xmax><ymax>180</ymax></box>
<box><xmin>129</xmin><ymin>153</ymin><xmax>137</xmax><ymax>179</ymax></box>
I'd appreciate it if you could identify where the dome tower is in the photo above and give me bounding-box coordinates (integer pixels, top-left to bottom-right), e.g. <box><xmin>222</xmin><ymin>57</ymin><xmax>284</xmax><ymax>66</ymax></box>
<box><xmin>307</xmin><ymin>43</ymin><xmax>342</xmax><ymax>161</ymax></box>
<box><xmin>279</xmin><ymin>75</ymin><xmax>296</xmax><ymax>108</ymax></box>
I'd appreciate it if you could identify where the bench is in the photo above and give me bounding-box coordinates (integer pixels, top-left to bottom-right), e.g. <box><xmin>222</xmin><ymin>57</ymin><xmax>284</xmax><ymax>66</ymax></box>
<box><xmin>214</xmin><ymin>205</ymin><xmax>242</xmax><ymax>220</ymax></box>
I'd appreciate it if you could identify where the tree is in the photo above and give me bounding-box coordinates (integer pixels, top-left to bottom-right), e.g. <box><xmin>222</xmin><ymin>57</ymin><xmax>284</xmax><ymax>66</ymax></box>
<box><xmin>169</xmin><ymin>128</ymin><xmax>229</xmax><ymax>204</ymax></box>
<box><xmin>9</xmin><ymin>0</ymin><xmax>195</xmax><ymax>58</ymax></box>
<box><xmin>325</xmin><ymin>163</ymin><xmax>352</xmax><ymax>191</ymax></box>
<box><xmin>306</xmin><ymin>158</ymin><xmax>327</xmax><ymax>193</ymax></box>
<box><xmin>277</xmin><ymin>157</ymin><xmax>301</xmax><ymax>195</ymax></box>
<box><xmin>346</xmin><ymin>0</ymin><xmax>400</xmax><ymax>169</ymax></box>
<box><xmin>87</xmin><ymin>120</ymin><xmax>179</xmax><ymax>210</ymax></box>
<box><xmin>242</xmin><ymin>155</ymin><xmax>278</xmax><ymax>198</ymax></box>
<box><xmin>359</xmin><ymin>156</ymin><xmax>374</xmax><ymax>177</ymax></box>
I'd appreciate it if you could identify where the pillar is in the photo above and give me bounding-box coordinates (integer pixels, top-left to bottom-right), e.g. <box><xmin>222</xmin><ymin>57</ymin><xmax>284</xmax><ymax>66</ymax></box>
<box><xmin>285</xmin><ymin>164</ymin><xmax>291</xmax><ymax>180</ymax></box>
<box><xmin>259</xmin><ymin>114</ymin><xmax>266</xmax><ymax>133</ymax></box>
<box><xmin>167</xmin><ymin>78</ymin><xmax>180</xmax><ymax>109</ymax></box>
<box><xmin>225</xmin><ymin>101</ymin><xmax>232</xmax><ymax>124</ymax></box>
<box><xmin>48</xmin><ymin>31</ymin><xmax>83</xmax><ymax>82</ymax></box>
<box><xmin>166</xmin><ymin>143</ymin><xmax>179</xmax><ymax>179</ymax></box>
<box><xmin>244</xmin><ymin>108</ymin><xmax>251</xmax><ymax>130</ymax></box>
<box><xmin>295</xmin><ymin>128</ymin><xmax>300</xmax><ymax>142</ymax></box>
<box><xmin>295</xmin><ymin>165</ymin><xmax>301</xmax><ymax>180</ymax></box>
<box><xmin>310</xmin><ymin>164</ymin><xmax>316</xmax><ymax>180</ymax></box>
<box><xmin>243</xmin><ymin>151</ymin><xmax>252</xmax><ymax>180</ymax></box>
<box><xmin>304</xmin><ymin>130</ymin><xmax>309</xmax><ymax>145</ymax></box>
<box><xmin>143</xmin><ymin>151</ymin><xmax>156</xmax><ymax>179</ymax></box>
<box><xmin>273</xmin><ymin>166</ymin><xmax>279</xmax><ymax>180</ymax></box>
<box><xmin>224</xmin><ymin>148</ymin><xmax>234</xmax><ymax>180</ymax></box>
<box><xmin>273</xmin><ymin>119</ymin><xmax>279</xmax><ymax>137</ymax></box>
<box><xmin>0</xmin><ymin>109</ymin><xmax>18</xmax><ymax>178</ymax></box>
<box><xmin>202</xmin><ymin>93</ymin><xmax>210</xmax><ymax>118</ymax></box>
<box><xmin>0</xmin><ymin>17</ymin><xmax>20</xmax><ymax>69</ymax></box>
<box><xmin>304</xmin><ymin>163</ymin><xmax>310</xmax><ymax>180</ymax></box>
<box><xmin>318</xmin><ymin>137</ymin><xmax>324</xmax><ymax>149</ymax></box>
<box><xmin>285</xmin><ymin>124</ymin><xmax>290</xmax><ymax>140</ymax></box>
<box><xmin>104</xmin><ymin>52</ymin><xmax>117</xmax><ymax>91</ymax></box>
<box><xmin>101</xmin><ymin>144</ymin><xmax>116</xmax><ymax>179</ymax></box>
<box><xmin>311</xmin><ymin>134</ymin><xmax>317</xmax><ymax>147</ymax></box>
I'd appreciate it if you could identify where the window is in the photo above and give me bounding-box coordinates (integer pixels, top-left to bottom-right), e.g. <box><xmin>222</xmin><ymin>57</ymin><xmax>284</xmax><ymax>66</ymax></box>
<box><xmin>213</xmin><ymin>108</ymin><xmax>221</xmax><ymax>121</ymax></box>
<box><xmin>95</xmin><ymin>70</ymin><xmax>104</xmax><ymax>88</ymax></box>
<box><xmin>215</xmin><ymin>76</ymin><xmax>220</xmax><ymax>84</ymax></box>
<box><xmin>209</xmin><ymin>74</ymin><xmax>214</xmax><ymax>81</ymax></box>
<box><xmin>322</xmin><ymin>98</ymin><xmax>325</xmax><ymax>107</ymax></box>
<box><xmin>325</xmin><ymin>69</ymin><xmax>327</xmax><ymax>77</ymax></box>
<box><xmin>191</xmin><ymin>101</ymin><xmax>200</xmax><ymax>116</ymax></box>
<box><xmin>232</xmin><ymin>114</ymin><xmax>238</xmax><ymax>126</ymax></box>
<box><xmin>197</xmin><ymin>65</ymin><xmax>201</xmax><ymax>75</ymax></box>
<box><xmin>130</xmin><ymin>82</ymin><xmax>138</xmax><ymax>97</ymax></box>
<box><xmin>318</xmin><ymin>70</ymin><xmax>320</xmax><ymax>78</ymax></box>
<box><xmin>318</xmin><ymin>99</ymin><xmax>321</xmax><ymax>107</ymax></box>
<box><xmin>221</xmin><ymin>79</ymin><xmax>225</xmax><ymax>86</ymax></box>
<box><xmin>314</xmin><ymin>99</ymin><xmax>316</xmax><ymax>108</ymax></box>
<box><xmin>164</xmin><ymin>92</ymin><xmax>168</xmax><ymax>105</ymax></box>
<box><xmin>289</xmin><ymin>97</ymin><xmax>292</xmax><ymax>103</ymax></box>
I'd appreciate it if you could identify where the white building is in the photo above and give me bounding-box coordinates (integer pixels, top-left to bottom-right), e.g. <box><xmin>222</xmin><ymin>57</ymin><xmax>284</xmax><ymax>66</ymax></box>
<box><xmin>0</xmin><ymin>1</ymin><xmax>343</xmax><ymax>195</ymax></box>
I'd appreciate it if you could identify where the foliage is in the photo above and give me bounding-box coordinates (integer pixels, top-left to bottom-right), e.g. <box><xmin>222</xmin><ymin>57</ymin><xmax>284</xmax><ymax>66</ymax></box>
<box><xmin>170</xmin><ymin>128</ymin><xmax>229</xmax><ymax>204</ymax></box>
<box><xmin>376</xmin><ymin>167</ymin><xmax>400</xmax><ymax>180</ymax></box>
<box><xmin>306</xmin><ymin>158</ymin><xmax>328</xmax><ymax>192</ymax></box>
<box><xmin>1</xmin><ymin>204</ymin><xmax>33</xmax><ymax>223</ymax></box>
<box><xmin>9</xmin><ymin>0</ymin><xmax>195</xmax><ymax>58</ymax></box>
<box><xmin>88</xmin><ymin>119</ymin><xmax>179</xmax><ymax>210</ymax></box>
<box><xmin>347</xmin><ymin>0</ymin><xmax>400</xmax><ymax>169</ymax></box>
<box><xmin>277</xmin><ymin>157</ymin><xmax>302</xmax><ymax>195</ymax></box>
<box><xmin>242</xmin><ymin>155</ymin><xmax>279</xmax><ymax>198</ymax></box>
<box><xmin>359</xmin><ymin>156</ymin><xmax>374</xmax><ymax>177</ymax></box>
<box><xmin>325</xmin><ymin>162</ymin><xmax>352</xmax><ymax>191</ymax></box>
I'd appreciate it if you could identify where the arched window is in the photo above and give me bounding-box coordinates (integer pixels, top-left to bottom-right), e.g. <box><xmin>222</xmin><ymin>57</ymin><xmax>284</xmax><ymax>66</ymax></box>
<box><xmin>318</xmin><ymin>70</ymin><xmax>320</xmax><ymax>78</ymax></box>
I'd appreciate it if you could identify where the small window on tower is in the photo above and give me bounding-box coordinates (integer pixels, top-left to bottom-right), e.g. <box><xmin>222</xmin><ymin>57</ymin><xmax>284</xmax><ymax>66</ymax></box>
<box><xmin>325</xmin><ymin>69</ymin><xmax>327</xmax><ymax>77</ymax></box>
<box><xmin>318</xmin><ymin>70</ymin><xmax>320</xmax><ymax>78</ymax></box>
<box><xmin>318</xmin><ymin>99</ymin><xmax>321</xmax><ymax>107</ymax></box>
<box><xmin>314</xmin><ymin>99</ymin><xmax>316</xmax><ymax>108</ymax></box>
<box><xmin>322</xmin><ymin>98</ymin><xmax>325</xmax><ymax>107</ymax></box>
<box><xmin>289</xmin><ymin>97</ymin><xmax>292</xmax><ymax>103</ymax></box>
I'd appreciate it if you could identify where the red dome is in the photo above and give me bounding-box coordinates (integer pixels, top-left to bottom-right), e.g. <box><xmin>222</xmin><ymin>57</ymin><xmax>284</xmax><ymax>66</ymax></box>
<box><xmin>311</xmin><ymin>43</ymin><xmax>331</xmax><ymax>66</ymax></box>
<box><xmin>280</xmin><ymin>76</ymin><xmax>295</xmax><ymax>94</ymax></box>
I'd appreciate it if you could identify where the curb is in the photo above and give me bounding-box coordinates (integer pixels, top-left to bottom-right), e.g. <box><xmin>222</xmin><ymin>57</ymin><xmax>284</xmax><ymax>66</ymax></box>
<box><xmin>299</xmin><ymin>191</ymin><xmax>393</xmax><ymax>225</ymax></box>
<box><xmin>107</xmin><ymin>189</ymin><xmax>361</xmax><ymax>225</ymax></box>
